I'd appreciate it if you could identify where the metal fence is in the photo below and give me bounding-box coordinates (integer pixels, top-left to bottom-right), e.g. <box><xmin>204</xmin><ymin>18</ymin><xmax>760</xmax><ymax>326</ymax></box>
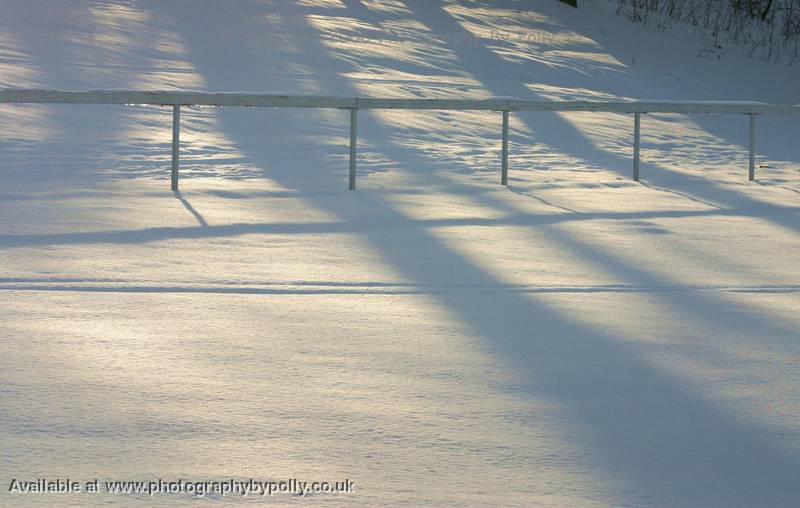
<box><xmin>2</xmin><ymin>89</ymin><xmax>799</xmax><ymax>190</ymax></box>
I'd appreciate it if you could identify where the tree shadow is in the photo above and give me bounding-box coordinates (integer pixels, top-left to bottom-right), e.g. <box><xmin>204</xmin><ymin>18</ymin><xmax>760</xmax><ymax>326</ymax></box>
<box><xmin>127</xmin><ymin>0</ymin><xmax>800</xmax><ymax>504</ymax></box>
<box><xmin>0</xmin><ymin>0</ymin><xmax>266</xmax><ymax>188</ymax></box>
<box><xmin>3</xmin><ymin>0</ymin><xmax>798</xmax><ymax>503</ymax></box>
<box><xmin>391</xmin><ymin>0</ymin><xmax>800</xmax><ymax>232</ymax></box>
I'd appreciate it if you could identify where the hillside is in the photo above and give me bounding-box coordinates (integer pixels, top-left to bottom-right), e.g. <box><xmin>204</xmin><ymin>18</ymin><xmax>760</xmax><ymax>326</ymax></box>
<box><xmin>1</xmin><ymin>1</ymin><xmax>799</xmax><ymax>506</ymax></box>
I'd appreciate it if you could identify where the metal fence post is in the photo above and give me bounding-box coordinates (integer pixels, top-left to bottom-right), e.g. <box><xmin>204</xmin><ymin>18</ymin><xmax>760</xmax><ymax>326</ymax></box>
<box><xmin>749</xmin><ymin>113</ymin><xmax>756</xmax><ymax>181</ymax></box>
<box><xmin>171</xmin><ymin>105</ymin><xmax>180</xmax><ymax>191</ymax></box>
<box><xmin>501</xmin><ymin>110</ymin><xmax>509</xmax><ymax>185</ymax></box>
<box><xmin>349</xmin><ymin>108</ymin><xmax>357</xmax><ymax>190</ymax></box>
<box><xmin>633</xmin><ymin>112</ymin><xmax>641</xmax><ymax>182</ymax></box>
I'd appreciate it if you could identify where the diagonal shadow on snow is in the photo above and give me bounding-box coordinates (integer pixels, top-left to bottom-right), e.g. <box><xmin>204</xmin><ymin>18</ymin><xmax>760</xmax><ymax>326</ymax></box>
<box><xmin>124</xmin><ymin>0</ymin><xmax>800</xmax><ymax>504</ymax></box>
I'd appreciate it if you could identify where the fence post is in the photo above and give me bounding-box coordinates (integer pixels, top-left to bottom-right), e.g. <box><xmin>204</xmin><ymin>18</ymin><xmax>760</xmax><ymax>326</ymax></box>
<box><xmin>633</xmin><ymin>112</ymin><xmax>641</xmax><ymax>182</ymax></box>
<box><xmin>749</xmin><ymin>113</ymin><xmax>756</xmax><ymax>181</ymax></box>
<box><xmin>349</xmin><ymin>108</ymin><xmax>357</xmax><ymax>190</ymax></box>
<box><xmin>171</xmin><ymin>105</ymin><xmax>180</xmax><ymax>191</ymax></box>
<box><xmin>501</xmin><ymin>110</ymin><xmax>509</xmax><ymax>185</ymax></box>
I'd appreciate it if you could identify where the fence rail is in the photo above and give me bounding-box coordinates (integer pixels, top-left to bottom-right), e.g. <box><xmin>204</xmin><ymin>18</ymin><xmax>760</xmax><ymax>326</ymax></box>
<box><xmin>2</xmin><ymin>89</ymin><xmax>799</xmax><ymax>190</ymax></box>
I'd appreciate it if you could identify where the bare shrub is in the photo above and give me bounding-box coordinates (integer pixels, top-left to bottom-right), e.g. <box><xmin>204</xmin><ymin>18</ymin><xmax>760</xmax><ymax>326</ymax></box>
<box><xmin>614</xmin><ymin>0</ymin><xmax>800</xmax><ymax>63</ymax></box>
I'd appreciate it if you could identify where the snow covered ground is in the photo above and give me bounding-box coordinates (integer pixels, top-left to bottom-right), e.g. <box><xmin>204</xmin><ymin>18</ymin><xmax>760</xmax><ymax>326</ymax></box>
<box><xmin>1</xmin><ymin>0</ymin><xmax>799</xmax><ymax>506</ymax></box>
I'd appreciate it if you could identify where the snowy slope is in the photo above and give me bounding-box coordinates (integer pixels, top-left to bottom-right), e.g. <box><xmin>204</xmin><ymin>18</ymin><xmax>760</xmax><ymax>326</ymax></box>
<box><xmin>1</xmin><ymin>1</ymin><xmax>799</xmax><ymax>506</ymax></box>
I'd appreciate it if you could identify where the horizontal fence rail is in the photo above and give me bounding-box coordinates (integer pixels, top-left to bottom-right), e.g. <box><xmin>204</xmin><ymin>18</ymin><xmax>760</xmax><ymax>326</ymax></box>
<box><xmin>2</xmin><ymin>88</ymin><xmax>799</xmax><ymax>190</ymax></box>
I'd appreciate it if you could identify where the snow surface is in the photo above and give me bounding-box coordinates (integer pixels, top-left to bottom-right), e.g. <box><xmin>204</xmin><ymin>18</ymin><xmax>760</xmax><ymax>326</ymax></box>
<box><xmin>1</xmin><ymin>0</ymin><xmax>799</xmax><ymax>506</ymax></box>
